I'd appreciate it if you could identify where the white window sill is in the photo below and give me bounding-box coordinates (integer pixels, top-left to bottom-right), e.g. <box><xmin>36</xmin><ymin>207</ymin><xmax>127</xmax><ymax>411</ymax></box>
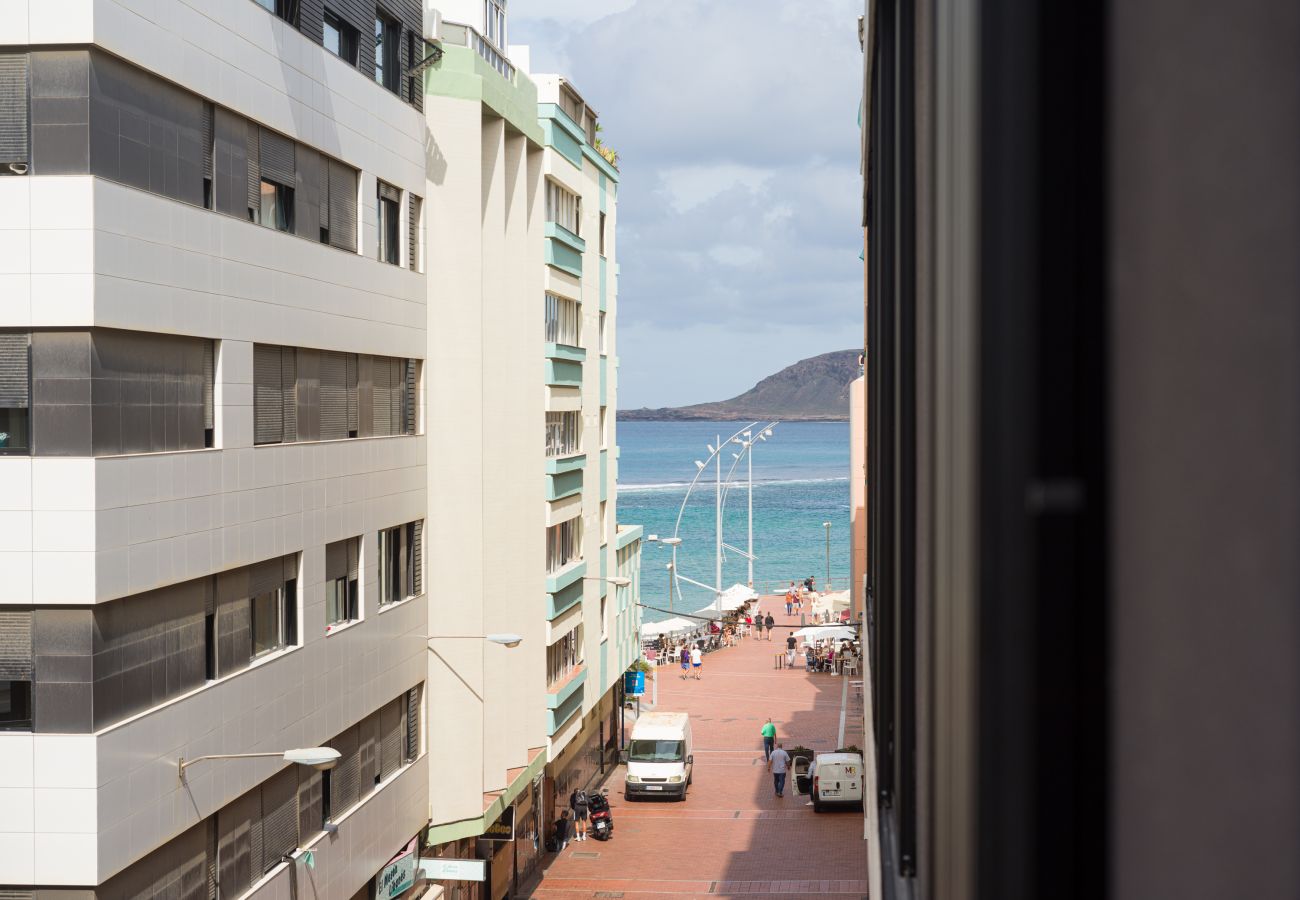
<box><xmin>325</xmin><ymin>618</ymin><xmax>363</xmax><ymax>637</ymax></box>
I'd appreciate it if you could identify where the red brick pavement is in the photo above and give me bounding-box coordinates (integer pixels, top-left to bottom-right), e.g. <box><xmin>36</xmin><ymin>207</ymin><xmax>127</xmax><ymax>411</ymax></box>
<box><xmin>527</xmin><ymin>595</ymin><xmax>869</xmax><ymax>899</ymax></box>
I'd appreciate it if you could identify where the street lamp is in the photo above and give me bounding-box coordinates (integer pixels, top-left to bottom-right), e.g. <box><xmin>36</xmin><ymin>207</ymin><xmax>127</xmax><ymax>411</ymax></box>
<box><xmin>646</xmin><ymin>535</ymin><xmax>683</xmax><ymax>611</ymax></box>
<box><xmin>823</xmin><ymin>522</ymin><xmax>832</xmax><ymax>591</ymax></box>
<box><xmin>179</xmin><ymin>746</ymin><xmax>340</xmax><ymax>783</ymax></box>
<box><xmin>584</xmin><ymin>576</ymin><xmax>631</xmax><ymax>588</ymax></box>
<box><xmin>428</xmin><ymin>634</ymin><xmax>523</xmax><ymax>648</ymax></box>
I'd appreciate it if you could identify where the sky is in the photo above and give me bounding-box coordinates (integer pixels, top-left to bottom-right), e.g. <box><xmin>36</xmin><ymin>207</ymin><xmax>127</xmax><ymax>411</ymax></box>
<box><xmin>509</xmin><ymin>0</ymin><xmax>866</xmax><ymax>409</ymax></box>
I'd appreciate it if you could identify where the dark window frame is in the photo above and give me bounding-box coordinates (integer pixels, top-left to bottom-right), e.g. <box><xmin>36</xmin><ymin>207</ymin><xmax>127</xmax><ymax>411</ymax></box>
<box><xmin>374</xmin><ymin>12</ymin><xmax>401</xmax><ymax>94</ymax></box>
<box><xmin>323</xmin><ymin>9</ymin><xmax>360</xmax><ymax>67</ymax></box>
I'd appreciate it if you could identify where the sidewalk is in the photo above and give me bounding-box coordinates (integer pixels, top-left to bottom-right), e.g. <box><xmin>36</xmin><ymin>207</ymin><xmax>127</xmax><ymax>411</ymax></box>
<box><xmin>527</xmin><ymin>595</ymin><xmax>869</xmax><ymax>899</ymax></box>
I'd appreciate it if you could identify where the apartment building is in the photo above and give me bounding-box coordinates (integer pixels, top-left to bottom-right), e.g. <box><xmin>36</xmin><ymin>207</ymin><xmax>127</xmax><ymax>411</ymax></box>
<box><xmin>0</xmin><ymin>0</ymin><xmax>430</xmax><ymax>898</ymax></box>
<box><xmin>532</xmin><ymin>73</ymin><xmax>641</xmax><ymax>839</ymax></box>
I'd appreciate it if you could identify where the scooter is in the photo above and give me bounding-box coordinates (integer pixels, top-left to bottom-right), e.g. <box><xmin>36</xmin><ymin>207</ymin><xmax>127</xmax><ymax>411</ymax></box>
<box><xmin>589</xmin><ymin>788</ymin><xmax>613</xmax><ymax>840</ymax></box>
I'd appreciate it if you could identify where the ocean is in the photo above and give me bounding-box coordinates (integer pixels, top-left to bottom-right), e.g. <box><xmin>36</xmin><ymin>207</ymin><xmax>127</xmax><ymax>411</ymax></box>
<box><xmin>616</xmin><ymin>420</ymin><xmax>851</xmax><ymax>623</ymax></box>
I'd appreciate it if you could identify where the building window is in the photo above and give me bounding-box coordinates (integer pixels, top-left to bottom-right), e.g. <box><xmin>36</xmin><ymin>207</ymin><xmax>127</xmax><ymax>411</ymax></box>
<box><xmin>599</xmin><ymin>211</ymin><xmax>607</xmax><ymax>256</ymax></box>
<box><xmin>600</xmin><ymin>596</ymin><xmax>608</xmax><ymax>640</ymax></box>
<box><xmin>546</xmin><ymin>518</ymin><xmax>581</xmax><ymax>573</ymax></box>
<box><xmin>547</xmin><ymin>627</ymin><xmax>580</xmax><ymax>688</ymax></box>
<box><xmin>408</xmin><ymin>194</ymin><xmax>423</xmax><ymax>272</ymax></box>
<box><xmin>599</xmin><ymin>311</ymin><xmax>608</xmax><ymax>355</ymax></box>
<box><xmin>251</xmin><ymin>585</ymin><xmax>291</xmax><ymax>658</ymax></box>
<box><xmin>544</xmin><ymin>293</ymin><xmax>581</xmax><ymax>346</ymax></box>
<box><xmin>378</xmin><ymin>180</ymin><xmax>401</xmax><ymax>265</ymax></box>
<box><xmin>484</xmin><ymin>0</ymin><xmax>507</xmax><ymax>49</ymax></box>
<box><xmin>0</xmin><ymin>333</ymin><xmax>30</xmax><ymax>453</ymax></box>
<box><xmin>325</xmin><ymin>537</ymin><xmax>360</xmax><ymax>630</ymax></box>
<box><xmin>0</xmin><ymin>680</ymin><xmax>32</xmax><ymax>730</ymax></box>
<box><xmin>256</xmin><ymin>179</ymin><xmax>294</xmax><ymax>232</ymax></box>
<box><xmin>558</xmin><ymin>88</ymin><xmax>582</xmax><ymax>125</ymax></box>
<box><xmin>600</xmin><ymin>406</ymin><xmax>608</xmax><ymax>449</ymax></box>
<box><xmin>255</xmin><ymin>0</ymin><xmax>299</xmax><ymax>25</ymax></box>
<box><xmin>324</xmin><ymin>10</ymin><xmax>359</xmax><ymax>66</ymax></box>
<box><xmin>545</xmin><ymin>180</ymin><xmax>581</xmax><ymax>236</ymax></box>
<box><xmin>546</xmin><ymin>411</ymin><xmax>581</xmax><ymax>457</ymax></box>
<box><xmin>379</xmin><ymin>521</ymin><xmax>422</xmax><ymax>605</ymax></box>
<box><xmin>375</xmin><ymin>13</ymin><xmax>401</xmax><ymax>94</ymax></box>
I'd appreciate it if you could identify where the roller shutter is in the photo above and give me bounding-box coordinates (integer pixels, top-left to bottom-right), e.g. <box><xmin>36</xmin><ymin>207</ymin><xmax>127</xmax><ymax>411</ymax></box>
<box><xmin>346</xmin><ymin>353</ymin><xmax>358</xmax><ymax>435</ymax></box>
<box><xmin>258</xmin><ymin>127</ymin><xmax>294</xmax><ymax>185</ymax></box>
<box><xmin>245</xmin><ymin>125</ymin><xmax>260</xmax><ymax>213</ymax></box>
<box><xmin>0</xmin><ymin>333</ymin><xmax>29</xmax><ymax>408</ymax></box>
<box><xmin>377</xmin><ymin>180</ymin><xmax>401</xmax><ymax>204</ymax></box>
<box><xmin>297</xmin><ymin>768</ymin><xmax>323</xmax><ymax>841</ymax></box>
<box><xmin>406</xmin><ymin>686</ymin><xmax>420</xmax><ymax>761</ymax></box>
<box><xmin>280</xmin><ymin>348</ymin><xmax>297</xmax><ymax>443</ymax></box>
<box><xmin>329</xmin><ymin>726</ymin><xmax>359</xmax><ymax>815</ymax></box>
<box><xmin>253</xmin><ymin>345</ymin><xmax>283</xmax><ymax>444</ymax></box>
<box><xmin>201</xmin><ymin>103</ymin><xmax>214</xmax><ymax>180</ymax></box>
<box><xmin>371</xmin><ymin>356</ymin><xmax>393</xmax><ymax>436</ymax></box>
<box><xmin>0</xmin><ymin>54</ymin><xmax>29</xmax><ymax>166</ymax></box>
<box><xmin>0</xmin><ymin>609</ymin><xmax>32</xmax><ymax>680</ymax></box>
<box><xmin>216</xmin><ymin>789</ymin><xmax>260</xmax><ymax>900</ymax></box>
<box><xmin>411</xmin><ymin>520</ymin><xmax>423</xmax><ymax>596</ymax></box>
<box><xmin>327</xmin><ymin>160</ymin><xmax>357</xmax><ymax>251</ymax></box>
<box><xmin>407</xmin><ymin>194</ymin><xmax>422</xmax><ymax>272</ymax></box>
<box><xmin>404</xmin><ymin>358</ymin><xmax>417</xmax><ymax>434</ymax></box>
<box><xmin>380</xmin><ymin>697</ymin><xmax>403</xmax><ymax>780</ymax></box>
<box><xmin>358</xmin><ymin>710</ymin><xmax>380</xmax><ymax>793</ymax></box>
<box><xmin>319</xmin><ymin>350</ymin><xmax>348</xmax><ymax>440</ymax></box>
<box><xmin>202</xmin><ymin>341</ymin><xmax>214</xmax><ymax>431</ymax></box>
<box><xmin>260</xmin><ymin>768</ymin><xmax>299</xmax><ymax>874</ymax></box>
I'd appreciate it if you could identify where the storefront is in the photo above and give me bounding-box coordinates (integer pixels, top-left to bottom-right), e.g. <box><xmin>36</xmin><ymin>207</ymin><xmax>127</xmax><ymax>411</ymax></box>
<box><xmin>543</xmin><ymin>691</ymin><xmax>621</xmax><ymax>834</ymax></box>
<box><xmin>361</xmin><ymin>834</ymin><xmax>428</xmax><ymax>900</ymax></box>
<box><xmin>423</xmin><ymin>837</ymin><xmax>484</xmax><ymax>900</ymax></box>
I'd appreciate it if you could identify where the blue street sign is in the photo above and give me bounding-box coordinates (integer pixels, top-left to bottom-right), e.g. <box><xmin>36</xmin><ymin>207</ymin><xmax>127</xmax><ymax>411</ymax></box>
<box><xmin>624</xmin><ymin>670</ymin><xmax>645</xmax><ymax>696</ymax></box>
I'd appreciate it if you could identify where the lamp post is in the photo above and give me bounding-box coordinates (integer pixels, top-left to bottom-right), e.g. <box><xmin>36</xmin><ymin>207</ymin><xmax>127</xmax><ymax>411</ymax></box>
<box><xmin>179</xmin><ymin>746</ymin><xmax>340</xmax><ymax>783</ymax></box>
<box><xmin>645</xmin><ymin>535</ymin><xmax>682</xmax><ymax>611</ymax></box>
<box><xmin>823</xmin><ymin>521</ymin><xmax>832</xmax><ymax>591</ymax></box>
<box><xmin>428</xmin><ymin>633</ymin><xmax>524</xmax><ymax>647</ymax></box>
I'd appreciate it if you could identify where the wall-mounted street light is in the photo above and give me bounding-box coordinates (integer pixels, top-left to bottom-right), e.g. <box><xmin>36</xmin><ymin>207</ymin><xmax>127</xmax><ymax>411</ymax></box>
<box><xmin>179</xmin><ymin>746</ymin><xmax>341</xmax><ymax>783</ymax></box>
<box><xmin>428</xmin><ymin>634</ymin><xmax>524</xmax><ymax>648</ymax></box>
<box><xmin>584</xmin><ymin>576</ymin><xmax>631</xmax><ymax>588</ymax></box>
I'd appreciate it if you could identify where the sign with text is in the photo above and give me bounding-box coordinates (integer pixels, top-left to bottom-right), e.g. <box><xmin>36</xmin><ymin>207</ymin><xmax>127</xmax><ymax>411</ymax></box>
<box><xmin>623</xmin><ymin>670</ymin><xmax>645</xmax><ymax>696</ymax></box>
<box><xmin>482</xmin><ymin>806</ymin><xmax>515</xmax><ymax>842</ymax></box>
<box><xmin>374</xmin><ymin>850</ymin><xmax>415</xmax><ymax>899</ymax></box>
<box><xmin>417</xmin><ymin>858</ymin><xmax>486</xmax><ymax>881</ymax></box>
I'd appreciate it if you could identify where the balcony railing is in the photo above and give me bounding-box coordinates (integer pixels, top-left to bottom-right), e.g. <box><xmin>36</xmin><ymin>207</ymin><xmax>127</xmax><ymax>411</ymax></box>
<box><xmin>438</xmin><ymin>20</ymin><xmax>516</xmax><ymax>81</ymax></box>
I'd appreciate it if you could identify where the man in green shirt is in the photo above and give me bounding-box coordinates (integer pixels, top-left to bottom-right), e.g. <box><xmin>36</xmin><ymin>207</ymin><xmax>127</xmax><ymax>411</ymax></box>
<box><xmin>761</xmin><ymin>718</ymin><xmax>777</xmax><ymax>760</ymax></box>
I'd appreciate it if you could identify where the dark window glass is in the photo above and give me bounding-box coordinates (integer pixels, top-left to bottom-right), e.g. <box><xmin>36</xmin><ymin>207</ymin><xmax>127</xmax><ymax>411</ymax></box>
<box><xmin>379</xmin><ymin>194</ymin><xmax>399</xmax><ymax>265</ymax></box>
<box><xmin>255</xmin><ymin>0</ymin><xmax>299</xmax><ymax>25</ymax></box>
<box><xmin>0</xmin><ymin>680</ymin><xmax>32</xmax><ymax>730</ymax></box>
<box><xmin>324</xmin><ymin>11</ymin><xmax>359</xmax><ymax>66</ymax></box>
<box><xmin>257</xmin><ymin>180</ymin><xmax>294</xmax><ymax>232</ymax></box>
<box><xmin>375</xmin><ymin>14</ymin><xmax>400</xmax><ymax>93</ymax></box>
<box><xmin>250</xmin><ymin>588</ymin><xmax>284</xmax><ymax>657</ymax></box>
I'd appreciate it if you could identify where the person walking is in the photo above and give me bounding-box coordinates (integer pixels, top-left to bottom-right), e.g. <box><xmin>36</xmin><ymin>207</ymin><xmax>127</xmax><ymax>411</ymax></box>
<box><xmin>679</xmin><ymin>643</ymin><xmax>691</xmax><ymax>680</ymax></box>
<box><xmin>764</xmin><ymin>612</ymin><xmax>775</xmax><ymax>640</ymax></box>
<box><xmin>760</xmin><ymin>718</ymin><xmax>777</xmax><ymax>760</ymax></box>
<box><xmin>785</xmin><ymin>587</ymin><xmax>794</xmax><ymax>616</ymax></box>
<box><xmin>690</xmin><ymin>643</ymin><xmax>703</xmax><ymax>680</ymax></box>
<box><xmin>768</xmin><ymin>742</ymin><xmax>792</xmax><ymax>797</ymax></box>
<box><xmin>786</xmin><ymin>633</ymin><xmax>798</xmax><ymax>668</ymax></box>
<box><xmin>754</xmin><ymin>614</ymin><xmax>764</xmax><ymax>640</ymax></box>
<box><xmin>570</xmin><ymin>787</ymin><xmax>590</xmax><ymax>841</ymax></box>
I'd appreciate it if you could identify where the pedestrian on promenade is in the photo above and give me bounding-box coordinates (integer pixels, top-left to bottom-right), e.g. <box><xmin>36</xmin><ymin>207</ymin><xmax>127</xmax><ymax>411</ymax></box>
<box><xmin>786</xmin><ymin>633</ymin><xmax>798</xmax><ymax>668</ymax></box>
<box><xmin>754</xmin><ymin>614</ymin><xmax>764</xmax><ymax>640</ymax></box>
<box><xmin>764</xmin><ymin>613</ymin><xmax>775</xmax><ymax>640</ymax></box>
<box><xmin>690</xmin><ymin>644</ymin><xmax>703</xmax><ymax>680</ymax></box>
<box><xmin>570</xmin><ymin>788</ymin><xmax>590</xmax><ymax>841</ymax></box>
<box><xmin>785</xmin><ymin>585</ymin><xmax>794</xmax><ymax>616</ymax></box>
<box><xmin>761</xmin><ymin>718</ymin><xmax>777</xmax><ymax>760</ymax></box>
<box><xmin>768</xmin><ymin>743</ymin><xmax>792</xmax><ymax>797</ymax></box>
<box><xmin>679</xmin><ymin>643</ymin><xmax>690</xmax><ymax>680</ymax></box>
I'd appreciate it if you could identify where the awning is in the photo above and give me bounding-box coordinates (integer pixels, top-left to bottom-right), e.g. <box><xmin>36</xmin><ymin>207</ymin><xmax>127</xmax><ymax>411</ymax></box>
<box><xmin>703</xmin><ymin>584</ymin><xmax>758</xmax><ymax>614</ymax></box>
<box><xmin>641</xmin><ymin>617</ymin><xmax>695</xmax><ymax>637</ymax></box>
<box><xmin>792</xmin><ymin>625</ymin><xmax>858</xmax><ymax>641</ymax></box>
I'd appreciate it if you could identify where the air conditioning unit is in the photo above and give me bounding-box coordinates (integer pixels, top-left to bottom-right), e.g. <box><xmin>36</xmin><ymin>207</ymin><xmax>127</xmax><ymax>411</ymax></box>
<box><xmin>423</xmin><ymin>5</ymin><xmax>442</xmax><ymax>42</ymax></box>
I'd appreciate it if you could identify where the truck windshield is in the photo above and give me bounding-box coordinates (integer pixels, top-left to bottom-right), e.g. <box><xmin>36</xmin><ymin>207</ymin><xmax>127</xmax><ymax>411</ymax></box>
<box><xmin>628</xmin><ymin>739</ymin><xmax>684</xmax><ymax>762</ymax></box>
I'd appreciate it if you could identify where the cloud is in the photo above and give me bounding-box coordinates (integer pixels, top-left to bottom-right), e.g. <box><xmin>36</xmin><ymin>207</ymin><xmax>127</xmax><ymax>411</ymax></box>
<box><xmin>509</xmin><ymin>0</ymin><xmax>866</xmax><ymax>407</ymax></box>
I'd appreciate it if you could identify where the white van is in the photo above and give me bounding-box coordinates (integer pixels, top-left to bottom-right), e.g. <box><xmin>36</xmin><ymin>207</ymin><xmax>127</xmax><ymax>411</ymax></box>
<box><xmin>623</xmin><ymin>711</ymin><xmax>694</xmax><ymax>801</ymax></box>
<box><xmin>808</xmin><ymin>752</ymin><xmax>865</xmax><ymax>812</ymax></box>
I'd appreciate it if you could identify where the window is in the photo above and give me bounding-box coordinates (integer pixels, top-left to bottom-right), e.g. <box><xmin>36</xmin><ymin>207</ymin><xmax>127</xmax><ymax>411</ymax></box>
<box><xmin>251</xmin><ymin>586</ymin><xmax>290</xmax><ymax>658</ymax></box>
<box><xmin>547</xmin><ymin>627</ymin><xmax>580</xmax><ymax>688</ymax></box>
<box><xmin>375</xmin><ymin>14</ymin><xmax>400</xmax><ymax>94</ymax></box>
<box><xmin>256</xmin><ymin>179</ymin><xmax>294</xmax><ymax>232</ymax></box>
<box><xmin>0</xmin><ymin>333</ymin><xmax>30</xmax><ymax>452</ymax></box>
<box><xmin>545</xmin><ymin>180</ymin><xmax>581</xmax><ymax>236</ymax></box>
<box><xmin>378</xmin><ymin>180</ymin><xmax>401</xmax><ymax>265</ymax></box>
<box><xmin>484</xmin><ymin>0</ymin><xmax>507</xmax><ymax>49</ymax></box>
<box><xmin>599</xmin><ymin>311</ymin><xmax>608</xmax><ymax>355</ymax></box>
<box><xmin>255</xmin><ymin>0</ymin><xmax>299</xmax><ymax>25</ymax></box>
<box><xmin>325</xmin><ymin>537</ymin><xmax>360</xmax><ymax>629</ymax></box>
<box><xmin>0</xmin><ymin>680</ymin><xmax>32</xmax><ymax>730</ymax></box>
<box><xmin>324</xmin><ymin>10</ymin><xmax>359</xmax><ymax>66</ymax></box>
<box><xmin>599</xmin><ymin>211</ymin><xmax>607</xmax><ymax>256</ymax></box>
<box><xmin>600</xmin><ymin>406</ymin><xmax>608</xmax><ymax>449</ymax></box>
<box><xmin>600</xmin><ymin>501</ymin><xmax>609</xmax><ymax>543</ymax></box>
<box><xmin>558</xmin><ymin>88</ymin><xmax>582</xmax><ymax>125</ymax></box>
<box><xmin>546</xmin><ymin>518</ymin><xmax>581</xmax><ymax>573</ymax></box>
<box><xmin>544</xmin><ymin>293</ymin><xmax>581</xmax><ymax>346</ymax></box>
<box><xmin>546</xmin><ymin>411</ymin><xmax>581</xmax><ymax>457</ymax></box>
<box><xmin>600</xmin><ymin>595</ymin><xmax>607</xmax><ymax>640</ymax></box>
<box><xmin>379</xmin><ymin>521</ymin><xmax>422</xmax><ymax>605</ymax></box>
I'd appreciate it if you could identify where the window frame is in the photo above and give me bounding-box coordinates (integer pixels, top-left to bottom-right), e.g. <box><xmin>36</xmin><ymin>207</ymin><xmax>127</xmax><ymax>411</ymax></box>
<box><xmin>378</xmin><ymin>521</ymin><xmax>420</xmax><ymax>606</ymax></box>
<box><xmin>374</xmin><ymin>12</ymin><xmax>401</xmax><ymax>94</ymax></box>
<box><xmin>250</xmin><ymin>586</ymin><xmax>288</xmax><ymax>659</ymax></box>
<box><xmin>256</xmin><ymin>178</ymin><xmax>295</xmax><ymax>233</ymax></box>
<box><xmin>544</xmin><ymin>292</ymin><xmax>581</xmax><ymax>346</ymax></box>
<box><xmin>323</xmin><ymin>9</ymin><xmax>360</xmax><ymax>66</ymax></box>
<box><xmin>545</xmin><ymin>410</ymin><xmax>581</xmax><ymax>458</ymax></box>
<box><xmin>378</xmin><ymin>184</ymin><xmax>401</xmax><ymax>266</ymax></box>
<box><xmin>0</xmin><ymin>679</ymin><xmax>32</xmax><ymax>731</ymax></box>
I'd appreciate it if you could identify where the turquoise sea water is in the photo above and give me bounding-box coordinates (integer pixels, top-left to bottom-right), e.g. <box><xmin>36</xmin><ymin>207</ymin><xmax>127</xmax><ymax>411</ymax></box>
<box><xmin>616</xmin><ymin>421</ymin><xmax>851</xmax><ymax>623</ymax></box>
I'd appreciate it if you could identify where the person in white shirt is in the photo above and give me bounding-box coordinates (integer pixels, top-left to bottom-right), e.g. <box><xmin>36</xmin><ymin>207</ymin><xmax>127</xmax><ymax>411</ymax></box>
<box><xmin>768</xmin><ymin>743</ymin><xmax>792</xmax><ymax>797</ymax></box>
<box><xmin>690</xmin><ymin>645</ymin><xmax>703</xmax><ymax>680</ymax></box>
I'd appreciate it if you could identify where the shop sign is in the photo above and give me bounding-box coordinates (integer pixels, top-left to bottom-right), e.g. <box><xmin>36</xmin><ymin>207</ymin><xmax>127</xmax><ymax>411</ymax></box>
<box><xmin>623</xmin><ymin>670</ymin><xmax>645</xmax><ymax>696</ymax></box>
<box><xmin>374</xmin><ymin>850</ymin><xmax>415</xmax><ymax>899</ymax></box>
<box><xmin>482</xmin><ymin>806</ymin><xmax>515</xmax><ymax>842</ymax></box>
<box><xmin>417</xmin><ymin>858</ymin><xmax>486</xmax><ymax>881</ymax></box>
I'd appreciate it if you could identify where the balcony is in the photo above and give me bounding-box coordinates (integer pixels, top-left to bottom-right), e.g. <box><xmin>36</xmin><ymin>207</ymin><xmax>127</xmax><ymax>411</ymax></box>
<box><xmin>437</xmin><ymin>21</ymin><xmax>515</xmax><ymax>81</ymax></box>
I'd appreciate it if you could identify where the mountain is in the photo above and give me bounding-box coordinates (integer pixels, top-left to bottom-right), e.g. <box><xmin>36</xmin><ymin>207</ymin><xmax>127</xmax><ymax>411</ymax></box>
<box><xmin>621</xmin><ymin>349</ymin><xmax>861</xmax><ymax>421</ymax></box>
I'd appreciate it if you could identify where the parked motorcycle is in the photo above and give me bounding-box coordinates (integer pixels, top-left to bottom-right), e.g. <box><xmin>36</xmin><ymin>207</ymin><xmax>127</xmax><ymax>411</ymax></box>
<box><xmin>589</xmin><ymin>788</ymin><xmax>613</xmax><ymax>840</ymax></box>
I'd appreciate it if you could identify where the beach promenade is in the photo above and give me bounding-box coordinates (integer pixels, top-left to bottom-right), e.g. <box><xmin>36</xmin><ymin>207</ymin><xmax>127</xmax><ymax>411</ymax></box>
<box><xmin>528</xmin><ymin>594</ymin><xmax>869</xmax><ymax>899</ymax></box>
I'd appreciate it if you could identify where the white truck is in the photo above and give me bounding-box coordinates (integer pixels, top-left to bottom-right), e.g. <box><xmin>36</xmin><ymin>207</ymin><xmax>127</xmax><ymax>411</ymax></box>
<box><xmin>623</xmin><ymin>711</ymin><xmax>694</xmax><ymax>801</ymax></box>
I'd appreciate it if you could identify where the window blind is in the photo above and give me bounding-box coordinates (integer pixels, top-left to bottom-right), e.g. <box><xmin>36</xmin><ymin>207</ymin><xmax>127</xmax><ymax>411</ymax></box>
<box><xmin>372</xmin><ymin>356</ymin><xmax>394</xmax><ymax>437</ymax></box>
<box><xmin>0</xmin><ymin>54</ymin><xmax>29</xmax><ymax>166</ymax></box>
<box><xmin>296</xmin><ymin>769</ymin><xmax>323</xmax><ymax>841</ymax></box>
<box><xmin>245</xmin><ymin>125</ymin><xmax>260</xmax><ymax>213</ymax></box>
<box><xmin>260</xmin><ymin>768</ymin><xmax>299</xmax><ymax>874</ymax></box>
<box><xmin>380</xmin><ymin>697</ymin><xmax>402</xmax><ymax>780</ymax></box>
<box><xmin>258</xmin><ymin>127</ymin><xmax>294</xmax><ymax>185</ymax></box>
<box><xmin>406</xmin><ymin>686</ymin><xmax>420</xmax><ymax>761</ymax></box>
<box><xmin>358</xmin><ymin>712</ymin><xmax>379</xmax><ymax>789</ymax></box>
<box><xmin>411</xmin><ymin>519</ymin><xmax>423</xmax><ymax>595</ymax></box>
<box><xmin>0</xmin><ymin>333</ymin><xmax>29</xmax><ymax>408</ymax></box>
<box><xmin>0</xmin><ymin>609</ymin><xmax>32</xmax><ymax>680</ymax></box>
<box><xmin>319</xmin><ymin>350</ymin><xmax>348</xmax><ymax>440</ymax></box>
<box><xmin>404</xmin><ymin>358</ymin><xmax>417</xmax><ymax>434</ymax></box>
<box><xmin>201</xmin><ymin>103</ymin><xmax>214</xmax><ymax>181</ymax></box>
<box><xmin>377</xmin><ymin>180</ymin><xmax>401</xmax><ymax>204</ymax></box>
<box><xmin>407</xmin><ymin>194</ymin><xmax>421</xmax><ymax>272</ymax></box>
<box><xmin>327</xmin><ymin>160</ymin><xmax>357</xmax><ymax>251</ymax></box>
<box><xmin>280</xmin><ymin>347</ymin><xmax>297</xmax><ymax>443</ymax></box>
<box><xmin>346</xmin><ymin>352</ymin><xmax>359</xmax><ymax>435</ymax></box>
<box><xmin>253</xmin><ymin>345</ymin><xmax>283</xmax><ymax>444</ymax></box>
